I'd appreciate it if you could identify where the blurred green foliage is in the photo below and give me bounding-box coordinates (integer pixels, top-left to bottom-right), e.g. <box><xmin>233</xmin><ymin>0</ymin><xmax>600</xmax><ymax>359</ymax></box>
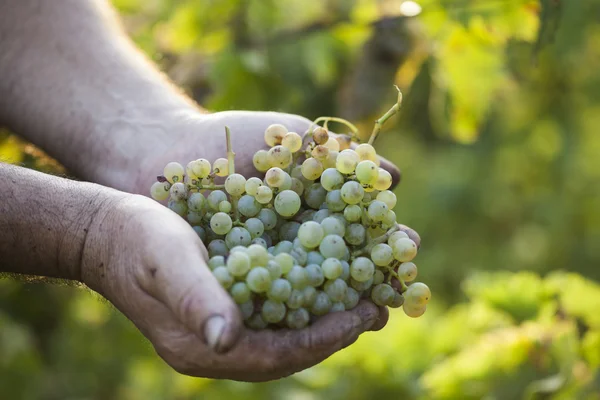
<box><xmin>2</xmin><ymin>0</ymin><xmax>600</xmax><ymax>398</ymax></box>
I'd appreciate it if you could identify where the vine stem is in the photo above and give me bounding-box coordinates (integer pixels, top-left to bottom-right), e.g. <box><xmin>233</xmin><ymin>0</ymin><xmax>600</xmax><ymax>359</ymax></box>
<box><xmin>368</xmin><ymin>86</ymin><xmax>404</xmax><ymax>145</ymax></box>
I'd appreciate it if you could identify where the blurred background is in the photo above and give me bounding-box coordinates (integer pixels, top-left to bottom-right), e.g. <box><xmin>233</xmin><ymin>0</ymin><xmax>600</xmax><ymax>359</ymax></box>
<box><xmin>2</xmin><ymin>0</ymin><xmax>600</xmax><ymax>398</ymax></box>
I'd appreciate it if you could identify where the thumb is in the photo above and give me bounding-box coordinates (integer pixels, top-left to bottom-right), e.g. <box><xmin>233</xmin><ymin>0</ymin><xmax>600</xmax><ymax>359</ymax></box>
<box><xmin>141</xmin><ymin>238</ymin><xmax>242</xmax><ymax>353</ymax></box>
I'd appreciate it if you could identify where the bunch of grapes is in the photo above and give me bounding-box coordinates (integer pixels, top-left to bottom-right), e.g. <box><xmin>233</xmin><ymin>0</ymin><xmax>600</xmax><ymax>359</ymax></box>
<box><xmin>150</xmin><ymin>88</ymin><xmax>431</xmax><ymax>329</ymax></box>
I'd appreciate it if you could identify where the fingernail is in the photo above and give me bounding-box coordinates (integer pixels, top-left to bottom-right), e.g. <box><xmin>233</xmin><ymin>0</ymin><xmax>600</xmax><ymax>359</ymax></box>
<box><xmin>204</xmin><ymin>315</ymin><xmax>226</xmax><ymax>352</ymax></box>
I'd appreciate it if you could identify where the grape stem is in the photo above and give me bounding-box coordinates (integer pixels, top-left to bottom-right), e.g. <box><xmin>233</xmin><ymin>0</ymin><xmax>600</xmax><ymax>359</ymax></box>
<box><xmin>368</xmin><ymin>86</ymin><xmax>403</xmax><ymax>145</ymax></box>
<box><xmin>352</xmin><ymin>224</ymin><xmax>400</xmax><ymax>257</ymax></box>
<box><xmin>309</xmin><ymin>117</ymin><xmax>359</xmax><ymax>136</ymax></box>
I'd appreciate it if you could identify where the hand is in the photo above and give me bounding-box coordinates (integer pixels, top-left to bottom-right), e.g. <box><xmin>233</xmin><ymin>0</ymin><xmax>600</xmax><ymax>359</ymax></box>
<box><xmin>81</xmin><ymin>193</ymin><xmax>384</xmax><ymax>381</ymax></box>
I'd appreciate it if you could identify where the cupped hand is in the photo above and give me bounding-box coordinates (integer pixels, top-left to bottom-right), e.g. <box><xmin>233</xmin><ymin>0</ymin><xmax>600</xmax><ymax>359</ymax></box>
<box><xmin>80</xmin><ymin>193</ymin><xmax>383</xmax><ymax>381</ymax></box>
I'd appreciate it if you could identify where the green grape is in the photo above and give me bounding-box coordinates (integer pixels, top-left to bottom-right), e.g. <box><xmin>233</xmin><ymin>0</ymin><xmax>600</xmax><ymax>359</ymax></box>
<box><xmin>264</xmin><ymin>123</ymin><xmax>287</xmax><ymax>146</ymax></box>
<box><xmin>213</xmin><ymin>158</ymin><xmax>229</xmax><ymax>177</ymax></box>
<box><xmin>335</xmin><ymin>134</ymin><xmax>352</xmax><ymax>151</ymax></box>
<box><xmin>403</xmin><ymin>303</ymin><xmax>426</xmax><ymax>318</ymax></box>
<box><xmin>229</xmin><ymin>245</ymin><xmax>247</xmax><ymax>254</ymax></box>
<box><xmin>343</xmin><ymin>287</ymin><xmax>360</xmax><ymax>310</ymax></box>
<box><xmin>230</xmin><ymin>282</ymin><xmax>251</xmax><ymax>304</ymax></box>
<box><xmin>291</xmin><ymin>247</ymin><xmax>308</xmax><ymax>266</ymax></box>
<box><xmin>163</xmin><ymin>162</ymin><xmax>184</xmax><ymax>183</ymax></box>
<box><xmin>208</xmin><ymin>239</ymin><xmax>228</xmax><ymax>257</ymax></box>
<box><xmin>238</xmin><ymin>195</ymin><xmax>261</xmax><ymax>217</ymax></box>
<box><xmin>301</xmin><ymin>158</ymin><xmax>324</xmax><ymax>180</ymax></box>
<box><xmin>246</xmin><ymin>243</ymin><xmax>269</xmax><ymax>267</ymax></box>
<box><xmin>405</xmin><ymin>282</ymin><xmax>431</xmax><ymax>306</ymax></box>
<box><xmin>266</xmin><ymin>260</ymin><xmax>283</xmax><ymax>279</ymax></box>
<box><xmin>207</xmin><ymin>190</ymin><xmax>227</xmax><ymax>211</ymax></box>
<box><xmin>392</xmin><ymin>238</ymin><xmax>418</xmax><ymax>262</ymax></box>
<box><xmin>280</xmin><ymin>221</ymin><xmax>301</xmax><ymax>242</ymax></box>
<box><xmin>291</xmin><ymin>178</ymin><xmax>304</xmax><ymax>196</ymax></box>
<box><xmin>208</xmin><ymin>255</ymin><xmax>225</xmax><ymax>270</ymax></box>
<box><xmin>279</xmin><ymin>173</ymin><xmax>293</xmax><ymax>191</ymax></box>
<box><xmin>313</xmin><ymin>127</ymin><xmax>329</xmax><ymax>145</ymax></box>
<box><xmin>323</xmin><ymin>149</ymin><xmax>338</xmax><ymax>170</ymax></box>
<box><xmin>355</xmin><ymin>160</ymin><xmax>379</xmax><ymax>185</ymax></box>
<box><xmin>253</xmin><ymin>149</ymin><xmax>270</xmax><ymax>172</ymax></box>
<box><xmin>225</xmin><ymin>227</ymin><xmax>252</xmax><ymax>248</ymax></box>
<box><xmin>325</xmin><ymin>278</ymin><xmax>347</xmax><ymax>302</ymax></box>
<box><xmin>297</xmin><ymin>221</ymin><xmax>324</xmax><ymax>249</ymax></box>
<box><xmin>376</xmin><ymin>190</ymin><xmax>397</xmax><ymax>209</ymax></box>
<box><xmin>331</xmin><ymin>302</ymin><xmax>345</xmax><ymax>312</ymax></box>
<box><xmin>282</xmin><ymin>131</ymin><xmax>303</xmax><ymax>152</ymax></box>
<box><xmin>307</xmin><ymin>251</ymin><xmax>325</xmax><ymax>266</ymax></box>
<box><xmin>305</xmin><ymin>264</ymin><xmax>325</xmax><ymax>287</ymax></box>
<box><xmin>345</xmin><ymin>223</ymin><xmax>366</xmax><ymax>246</ymax></box>
<box><xmin>275</xmin><ymin>253</ymin><xmax>294</xmax><ymax>274</ymax></box>
<box><xmin>305</xmin><ymin>183</ymin><xmax>327</xmax><ymax>210</ymax></box>
<box><xmin>320</xmin><ymin>168</ymin><xmax>344</xmax><ymax>191</ymax></box>
<box><xmin>321</xmin><ymin>216</ymin><xmax>345</xmax><ymax>236</ymax></box>
<box><xmin>382</xmin><ymin>210</ymin><xmax>396</xmax><ymax>228</ymax></box>
<box><xmin>267</xmin><ymin>278</ymin><xmax>292</xmax><ymax>302</ymax></box>
<box><xmin>311</xmin><ymin>145</ymin><xmax>329</xmax><ymax>161</ymax></box>
<box><xmin>350</xmin><ymin>277</ymin><xmax>373</xmax><ymax>291</ymax></box>
<box><xmin>374</xmin><ymin>168</ymin><xmax>392</xmax><ymax>190</ymax></box>
<box><xmin>246</xmin><ymin>267</ymin><xmax>272</xmax><ymax>293</ymax></box>
<box><xmin>150</xmin><ymin>181</ymin><xmax>170</xmax><ymax>201</ymax></box>
<box><xmin>324</xmin><ymin>136</ymin><xmax>340</xmax><ymax>151</ymax></box>
<box><xmin>286</xmin><ymin>266</ymin><xmax>308</xmax><ymax>289</ymax></box>
<box><xmin>261</xmin><ymin>300</ymin><xmax>286</xmax><ymax>324</ymax></box>
<box><xmin>240</xmin><ymin>300</ymin><xmax>255</xmax><ymax>320</ymax></box>
<box><xmin>224</xmin><ymin>173</ymin><xmax>246</xmax><ymax>196</ymax></box>
<box><xmin>187</xmin><ymin>211</ymin><xmax>204</xmax><ymax>226</ymax></box>
<box><xmin>286</xmin><ymin>307</ymin><xmax>310</xmax><ymax>329</ymax></box>
<box><xmin>320</xmin><ymin>258</ymin><xmax>341</xmax><ymax>280</ymax></box>
<box><xmin>367</xmin><ymin>200</ymin><xmax>388</xmax><ymax>222</ymax></box>
<box><xmin>340</xmin><ymin>261</ymin><xmax>350</xmax><ymax>280</ymax></box>
<box><xmin>319</xmin><ymin>235</ymin><xmax>347</xmax><ymax>259</ymax></box>
<box><xmin>336</xmin><ymin>149</ymin><xmax>359</xmax><ymax>174</ymax></box>
<box><xmin>398</xmin><ymin>262</ymin><xmax>418</xmax><ymax>282</ymax></box>
<box><xmin>371</xmin><ymin>284</ymin><xmax>394</xmax><ymax>306</ymax></box>
<box><xmin>350</xmin><ymin>257</ymin><xmax>375</xmax><ymax>282</ymax></box>
<box><xmin>355</xmin><ymin>143</ymin><xmax>378</xmax><ymax>162</ymax></box>
<box><xmin>255</xmin><ymin>186</ymin><xmax>273</xmax><ymax>204</ymax></box>
<box><xmin>189</xmin><ymin>158</ymin><xmax>212</xmax><ymax>178</ymax></box>
<box><xmin>274</xmin><ymin>190</ymin><xmax>301</xmax><ymax>217</ymax></box>
<box><xmin>218</xmin><ymin>201</ymin><xmax>232</xmax><ymax>213</ymax></box>
<box><xmin>312</xmin><ymin>209</ymin><xmax>331</xmax><ymax>223</ymax></box>
<box><xmin>244</xmin><ymin>218</ymin><xmax>265</xmax><ymax>239</ymax></box>
<box><xmin>389</xmin><ymin>292</ymin><xmax>405</xmax><ymax>308</ymax></box>
<box><xmin>212</xmin><ymin>266</ymin><xmax>233</xmax><ymax>289</ymax></box>
<box><xmin>343</xmin><ymin>204</ymin><xmax>362</xmax><ymax>222</ymax></box>
<box><xmin>302</xmin><ymin>286</ymin><xmax>317</xmax><ymax>307</ymax></box>
<box><xmin>227</xmin><ymin>251</ymin><xmax>251</xmax><ymax>277</ymax></box>
<box><xmin>286</xmin><ymin>289</ymin><xmax>305</xmax><ymax>309</ymax></box>
<box><xmin>325</xmin><ymin>190</ymin><xmax>346</xmax><ymax>212</ymax></box>
<box><xmin>257</xmin><ymin>209</ymin><xmax>277</xmax><ymax>230</ymax></box>
<box><xmin>245</xmin><ymin>177</ymin><xmax>263</xmax><ymax>196</ymax></box>
<box><xmin>310</xmin><ymin>291</ymin><xmax>332</xmax><ymax>316</ymax></box>
<box><xmin>265</xmin><ymin>167</ymin><xmax>287</xmax><ymax>188</ymax></box>
<box><xmin>168</xmin><ymin>200</ymin><xmax>188</xmax><ymax>216</ymax></box>
<box><xmin>273</xmin><ymin>240</ymin><xmax>293</xmax><ymax>255</ymax></box>
<box><xmin>192</xmin><ymin>225</ymin><xmax>206</xmax><ymax>241</ymax></box>
<box><xmin>251</xmin><ymin>237</ymin><xmax>268</xmax><ymax>248</ymax></box>
<box><xmin>372</xmin><ymin>269</ymin><xmax>385</xmax><ymax>285</ymax></box>
<box><xmin>268</xmin><ymin>145</ymin><xmax>293</xmax><ymax>168</ymax></box>
<box><xmin>371</xmin><ymin>243</ymin><xmax>394</xmax><ymax>266</ymax></box>
<box><xmin>210</xmin><ymin>212</ymin><xmax>233</xmax><ymax>235</ymax></box>
<box><xmin>246</xmin><ymin>313</ymin><xmax>268</xmax><ymax>329</ymax></box>
<box><xmin>388</xmin><ymin>230</ymin><xmax>410</xmax><ymax>247</ymax></box>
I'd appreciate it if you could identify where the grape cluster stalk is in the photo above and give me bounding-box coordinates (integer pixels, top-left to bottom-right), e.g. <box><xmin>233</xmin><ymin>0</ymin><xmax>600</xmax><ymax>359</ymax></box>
<box><xmin>150</xmin><ymin>87</ymin><xmax>431</xmax><ymax>329</ymax></box>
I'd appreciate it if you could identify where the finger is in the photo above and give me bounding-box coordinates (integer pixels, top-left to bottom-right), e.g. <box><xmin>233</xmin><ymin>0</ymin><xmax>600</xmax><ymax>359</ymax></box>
<box><xmin>368</xmin><ymin>306</ymin><xmax>389</xmax><ymax>331</ymax></box>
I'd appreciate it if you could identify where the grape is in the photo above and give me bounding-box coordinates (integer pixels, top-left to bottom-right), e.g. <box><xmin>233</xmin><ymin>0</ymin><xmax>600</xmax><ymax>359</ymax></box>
<box><xmin>331</xmin><ymin>302</ymin><xmax>345</xmax><ymax>312</ymax></box>
<box><xmin>207</xmin><ymin>190</ymin><xmax>227</xmax><ymax>211</ymax></box>
<box><xmin>343</xmin><ymin>205</ymin><xmax>362</xmax><ymax>222</ymax></box>
<box><xmin>208</xmin><ymin>240</ymin><xmax>228</xmax><ymax>257</ymax></box>
<box><xmin>208</xmin><ymin>255</ymin><xmax>225</xmax><ymax>270</ymax></box>
<box><xmin>277</xmin><ymin>222</ymin><xmax>298</xmax><ymax>243</ymax></box>
<box><xmin>273</xmin><ymin>241</ymin><xmax>294</xmax><ymax>256</ymax></box>
<box><xmin>371</xmin><ymin>283</ymin><xmax>395</xmax><ymax>306</ymax></box>
<box><xmin>230</xmin><ymin>282</ymin><xmax>251</xmax><ymax>304</ymax></box>
<box><xmin>336</xmin><ymin>149</ymin><xmax>359</xmax><ymax>174</ymax></box>
<box><xmin>350</xmin><ymin>277</ymin><xmax>373</xmax><ymax>291</ymax></box>
<box><xmin>266</xmin><ymin>260</ymin><xmax>283</xmax><ymax>279</ymax></box>
<box><xmin>265</xmin><ymin>167</ymin><xmax>287</xmax><ymax>188</ymax></box>
<box><xmin>279</xmin><ymin>173</ymin><xmax>293</xmax><ymax>190</ymax></box>
<box><xmin>257</xmin><ymin>209</ymin><xmax>277</xmax><ymax>230</ymax></box>
<box><xmin>355</xmin><ymin>143</ymin><xmax>377</xmax><ymax>162</ymax></box>
<box><xmin>253</xmin><ymin>150</ymin><xmax>270</xmax><ymax>172</ymax></box>
<box><xmin>311</xmin><ymin>145</ymin><xmax>329</xmax><ymax>161</ymax></box>
<box><xmin>340</xmin><ymin>181</ymin><xmax>364</xmax><ymax>205</ymax></box>
<box><xmin>313</xmin><ymin>127</ymin><xmax>329</xmax><ymax>145</ymax></box>
<box><xmin>255</xmin><ymin>186</ymin><xmax>273</xmax><ymax>204</ymax></box>
<box><xmin>268</xmin><ymin>145</ymin><xmax>293</xmax><ymax>168</ymax></box>
<box><xmin>246</xmin><ymin>314</ymin><xmax>268</xmax><ymax>330</ymax></box>
<box><xmin>291</xmin><ymin>247</ymin><xmax>308</xmax><ymax>266</ymax></box>
<box><xmin>403</xmin><ymin>303</ymin><xmax>426</xmax><ymax>318</ymax></box>
<box><xmin>350</xmin><ymin>257</ymin><xmax>375</xmax><ymax>282</ymax></box>
<box><xmin>244</xmin><ymin>218</ymin><xmax>265</xmax><ymax>239</ymax></box>
<box><xmin>150</xmin><ymin>181</ymin><xmax>171</xmax><ymax>201</ymax></box>
<box><xmin>321</xmin><ymin>217</ymin><xmax>345</xmax><ymax>237</ymax></box>
<box><xmin>405</xmin><ymin>282</ymin><xmax>431</xmax><ymax>306</ymax></box>
<box><xmin>246</xmin><ymin>267</ymin><xmax>272</xmax><ymax>293</ymax></box>
<box><xmin>225</xmin><ymin>227</ymin><xmax>252</xmax><ymax>248</ymax></box>
<box><xmin>282</xmin><ymin>132</ymin><xmax>303</xmax><ymax>152</ymax></box>
<box><xmin>325</xmin><ymin>278</ymin><xmax>347</xmax><ymax>302</ymax></box>
<box><xmin>218</xmin><ymin>201</ymin><xmax>232</xmax><ymax>213</ymax></box>
<box><xmin>373</xmin><ymin>269</ymin><xmax>385</xmax><ymax>285</ymax></box>
<box><xmin>213</xmin><ymin>266</ymin><xmax>233</xmax><ymax>289</ymax></box>
<box><xmin>320</xmin><ymin>168</ymin><xmax>344</xmax><ymax>191</ymax></box>
<box><xmin>301</xmin><ymin>158</ymin><xmax>324</xmax><ymax>180</ymax></box>
<box><xmin>189</xmin><ymin>158</ymin><xmax>212</xmax><ymax>179</ymax></box>
<box><xmin>286</xmin><ymin>307</ymin><xmax>310</xmax><ymax>329</ymax></box>
<box><xmin>297</xmin><ymin>221</ymin><xmax>325</xmax><ymax>249</ymax></box>
<box><xmin>163</xmin><ymin>162</ymin><xmax>184</xmax><ymax>183</ymax></box>
<box><xmin>213</xmin><ymin>158</ymin><xmax>229</xmax><ymax>177</ymax></box>
<box><xmin>335</xmin><ymin>134</ymin><xmax>352</xmax><ymax>151</ymax></box>
<box><xmin>262</xmin><ymin>300</ymin><xmax>286</xmax><ymax>323</ymax></box>
<box><xmin>345</xmin><ymin>223</ymin><xmax>366</xmax><ymax>246</ymax></box>
<box><xmin>210</xmin><ymin>212</ymin><xmax>233</xmax><ymax>235</ymax></box>
<box><xmin>307</xmin><ymin>251</ymin><xmax>325</xmax><ymax>266</ymax></box>
<box><xmin>324</xmin><ymin>137</ymin><xmax>340</xmax><ymax>152</ymax></box>
<box><xmin>227</xmin><ymin>251</ymin><xmax>251</xmax><ymax>277</ymax></box>
<box><xmin>321</xmin><ymin>258</ymin><xmax>342</xmax><ymax>280</ymax></box>
<box><xmin>388</xmin><ymin>230</ymin><xmax>410</xmax><ymax>246</ymax></box>
<box><xmin>238</xmin><ymin>195</ymin><xmax>261</xmax><ymax>217</ymax></box>
<box><xmin>376</xmin><ymin>190</ymin><xmax>397</xmax><ymax>209</ymax></box>
<box><xmin>246</xmin><ymin>243</ymin><xmax>269</xmax><ymax>267</ymax></box>
<box><xmin>240</xmin><ymin>300</ymin><xmax>255</xmax><ymax>320</ymax></box>
<box><xmin>264</xmin><ymin>124</ymin><xmax>287</xmax><ymax>146</ymax></box>
<box><xmin>382</xmin><ymin>210</ymin><xmax>396</xmax><ymax>228</ymax></box>
<box><xmin>291</xmin><ymin>178</ymin><xmax>304</xmax><ymax>196</ymax></box>
<box><xmin>340</xmin><ymin>261</ymin><xmax>350</xmax><ymax>280</ymax></box>
<box><xmin>168</xmin><ymin>200</ymin><xmax>188</xmax><ymax>216</ymax></box>
<box><xmin>310</xmin><ymin>291</ymin><xmax>332</xmax><ymax>316</ymax></box>
<box><xmin>286</xmin><ymin>266</ymin><xmax>308</xmax><ymax>290</ymax></box>
<box><xmin>229</xmin><ymin>245</ymin><xmax>247</xmax><ymax>254</ymax></box>
<box><xmin>245</xmin><ymin>177</ymin><xmax>263</xmax><ymax>196</ymax></box>
<box><xmin>274</xmin><ymin>190</ymin><xmax>301</xmax><ymax>217</ymax></box>
<box><xmin>188</xmin><ymin>212</ymin><xmax>204</xmax><ymax>226</ymax></box>
<box><xmin>312</xmin><ymin>209</ymin><xmax>331</xmax><ymax>223</ymax></box>
<box><xmin>305</xmin><ymin>183</ymin><xmax>327</xmax><ymax>209</ymax></box>
<box><xmin>302</xmin><ymin>286</ymin><xmax>317</xmax><ymax>306</ymax></box>
<box><xmin>398</xmin><ymin>262</ymin><xmax>418</xmax><ymax>282</ymax></box>
<box><xmin>325</xmin><ymin>190</ymin><xmax>346</xmax><ymax>212</ymax></box>
<box><xmin>355</xmin><ymin>160</ymin><xmax>379</xmax><ymax>185</ymax></box>
<box><xmin>275</xmin><ymin>253</ymin><xmax>294</xmax><ymax>274</ymax></box>
<box><xmin>392</xmin><ymin>238</ymin><xmax>418</xmax><ymax>262</ymax></box>
<box><xmin>367</xmin><ymin>200</ymin><xmax>388</xmax><ymax>222</ymax></box>
<box><xmin>286</xmin><ymin>289</ymin><xmax>305</xmax><ymax>309</ymax></box>
<box><xmin>323</xmin><ymin>150</ymin><xmax>339</xmax><ymax>169</ymax></box>
<box><xmin>267</xmin><ymin>279</ymin><xmax>292</xmax><ymax>302</ymax></box>
<box><xmin>374</xmin><ymin>168</ymin><xmax>393</xmax><ymax>190</ymax></box>
<box><xmin>319</xmin><ymin>235</ymin><xmax>347</xmax><ymax>259</ymax></box>
<box><xmin>224</xmin><ymin>174</ymin><xmax>246</xmax><ymax>196</ymax></box>
<box><xmin>305</xmin><ymin>264</ymin><xmax>325</xmax><ymax>287</ymax></box>
<box><xmin>371</xmin><ymin>243</ymin><xmax>394</xmax><ymax>266</ymax></box>
<box><xmin>251</xmin><ymin>237</ymin><xmax>268</xmax><ymax>248</ymax></box>
<box><xmin>389</xmin><ymin>292</ymin><xmax>405</xmax><ymax>308</ymax></box>
<box><xmin>343</xmin><ymin>287</ymin><xmax>360</xmax><ymax>310</ymax></box>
